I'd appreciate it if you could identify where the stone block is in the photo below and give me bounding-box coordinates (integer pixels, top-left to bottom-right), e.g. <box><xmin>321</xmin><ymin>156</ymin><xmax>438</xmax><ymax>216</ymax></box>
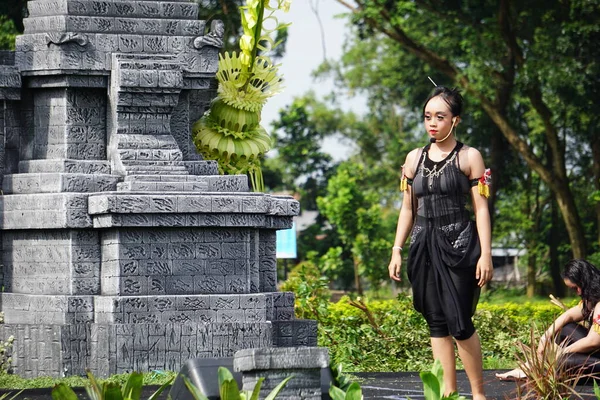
<box><xmin>233</xmin><ymin>347</ymin><xmax>329</xmax><ymax>396</ymax></box>
<box><xmin>165</xmin><ymin>275</ymin><xmax>194</xmax><ymax>294</ymax></box>
<box><xmin>183</xmin><ymin>160</ymin><xmax>218</xmax><ymax>176</ymax></box>
<box><xmin>207</xmin><ymin>175</ymin><xmax>249</xmax><ymax>192</ymax></box>
<box><xmin>194</xmin><ymin>275</ymin><xmax>224</xmax><ymax>294</ymax></box>
<box><xmin>176</xmin><ymin>194</ymin><xmax>211</xmax><ymax>212</ymax></box>
<box><xmin>19</xmin><ymin>160</ymin><xmax>111</xmax><ymax>174</ymax></box>
<box><xmin>2</xmin><ymin>193</ymin><xmax>92</xmax><ymax>229</ymax></box>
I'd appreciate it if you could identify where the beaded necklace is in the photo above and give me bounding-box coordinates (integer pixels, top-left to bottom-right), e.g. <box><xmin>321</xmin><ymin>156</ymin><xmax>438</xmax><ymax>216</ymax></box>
<box><xmin>420</xmin><ymin>143</ymin><xmax>461</xmax><ymax>188</ymax></box>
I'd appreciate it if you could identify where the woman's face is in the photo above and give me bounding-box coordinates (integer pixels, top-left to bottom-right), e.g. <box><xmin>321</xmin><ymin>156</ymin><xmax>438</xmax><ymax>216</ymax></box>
<box><xmin>423</xmin><ymin>96</ymin><xmax>458</xmax><ymax>142</ymax></box>
<box><xmin>564</xmin><ymin>277</ymin><xmax>582</xmax><ymax>296</ymax></box>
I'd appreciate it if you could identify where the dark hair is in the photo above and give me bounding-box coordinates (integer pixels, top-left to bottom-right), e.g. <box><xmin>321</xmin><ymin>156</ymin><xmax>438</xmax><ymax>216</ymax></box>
<box><xmin>562</xmin><ymin>259</ymin><xmax>600</xmax><ymax>319</ymax></box>
<box><xmin>422</xmin><ymin>86</ymin><xmax>464</xmax><ymax>117</ymax></box>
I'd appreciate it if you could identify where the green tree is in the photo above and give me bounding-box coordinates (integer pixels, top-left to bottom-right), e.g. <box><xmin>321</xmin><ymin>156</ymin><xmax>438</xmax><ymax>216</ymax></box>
<box><xmin>270</xmin><ymin>95</ymin><xmax>337</xmax><ymax>209</ymax></box>
<box><xmin>0</xmin><ymin>0</ymin><xmax>26</xmax><ymax>33</ymax></box>
<box><xmin>317</xmin><ymin>162</ymin><xmax>395</xmax><ymax>294</ymax></box>
<box><xmin>334</xmin><ymin>0</ymin><xmax>598</xmax><ymax>259</ymax></box>
<box><xmin>0</xmin><ymin>17</ymin><xmax>18</xmax><ymax>50</ymax></box>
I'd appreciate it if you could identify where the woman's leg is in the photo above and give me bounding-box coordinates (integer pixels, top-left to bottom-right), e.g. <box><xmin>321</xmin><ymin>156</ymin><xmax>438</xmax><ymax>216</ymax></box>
<box><xmin>431</xmin><ymin>336</ymin><xmax>457</xmax><ymax>396</ymax></box>
<box><xmin>557</xmin><ymin>323</ymin><xmax>600</xmax><ymax>378</ymax></box>
<box><xmin>556</xmin><ymin>322</ymin><xmax>588</xmax><ymax>346</ymax></box>
<box><xmin>456</xmin><ymin>332</ymin><xmax>486</xmax><ymax>400</ymax></box>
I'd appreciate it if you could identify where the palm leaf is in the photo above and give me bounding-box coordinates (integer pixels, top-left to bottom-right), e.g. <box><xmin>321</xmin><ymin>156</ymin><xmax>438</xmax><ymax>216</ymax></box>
<box><xmin>51</xmin><ymin>383</ymin><xmax>79</xmax><ymax>400</ymax></box>
<box><xmin>122</xmin><ymin>372</ymin><xmax>143</xmax><ymax>400</ymax></box>
<box><xmin>263</xmin><ymin>375</ymin><xmax>293</xmax><ymax>400</ymax></box>
<box><xmin>182</xmin><ymin>376</ymin><xmax>209</xmax><ymax>400</ymax></box>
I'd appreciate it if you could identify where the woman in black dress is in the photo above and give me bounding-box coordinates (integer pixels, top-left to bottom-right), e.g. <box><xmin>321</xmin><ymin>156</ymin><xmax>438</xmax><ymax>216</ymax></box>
<box><xmin>388</xmin><ymin>86</ymin><xmax>493</xmax><ymax>400</ymax></box>
<box><xmin>496</xmin><ymin>259</ymin><xmax>600</xmax><ymax>381</ymax></box>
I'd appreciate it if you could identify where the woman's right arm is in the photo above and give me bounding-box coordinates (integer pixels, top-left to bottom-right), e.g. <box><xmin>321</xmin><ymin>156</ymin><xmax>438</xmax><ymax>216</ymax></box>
<box><xmin>388</xmin><ymin>150</ymin><xmax>418</xmax><ymax>282</ymax></box>
<box><xmin>537</xmin><ymin>305</ymin><xmax>585</xmax><ymax>352</ymax></box>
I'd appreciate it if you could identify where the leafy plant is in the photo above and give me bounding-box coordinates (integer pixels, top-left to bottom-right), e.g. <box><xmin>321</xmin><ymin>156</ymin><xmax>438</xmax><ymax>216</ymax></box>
<box><xmin>0</xmin><ymin>312</ymin><xmax>14</xmax><ymax>375</ymax></box>
<box><xmin>512</xmin><ymin>327</ymin><xmax>584</xmax><ymax>400</ymax></box>
<box><xmin>419</xmin><ymin>360</ymin><xmax>466</xmax><ymax>400</ymax></box>
<box><xmin>329</xmin><ymin>382</ymin><xmax>363</xmax><ymax>400</ymax></box>
<box><xmin>51</xmin><ymin>370</ymin><xmax>173</xmax><ymax>400</ymax></box>
<box><xmin>329</xmin><ymin>363</ymin><xmax>354</xmax><ymax>392</ymax></box>
<box><xmin>284</xmin><ymin>292</ymin><xmax>562</xmax><ymax>373</ymax></box>
<box><xmin>316</xmin><ymin>162</ymin><xmax>395</xmax><ymax>294</ymax></box>
<box><xmin>0</xmin><ymin>391</ymin><xmax>22</xmax><ymax>400</ymax></box>
<box><xmin>280</xmin><ymin>260</ymin><xmax>330</xmax><ymax>321</ymax></box>
<box><xmin>182</xmin><ymin>367</ymin><xmax>292</xmax><ymax>400</ymax></box>
<box><xmin>193</xmin><ymin>0</ymin><xmax>291</xmax><ymax>191</ymax></box>
<box><xmin>0</xmin><ymin>16</ymin><xmax>17</xmax><ymax>50</ymax></box>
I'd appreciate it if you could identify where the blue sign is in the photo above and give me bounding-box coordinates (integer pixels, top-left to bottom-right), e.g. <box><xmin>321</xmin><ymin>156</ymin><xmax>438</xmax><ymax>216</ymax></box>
<box><xmin>276</xmin><ymin>222</ymin><xmax>297</xmax><ymax>259</ymax></box>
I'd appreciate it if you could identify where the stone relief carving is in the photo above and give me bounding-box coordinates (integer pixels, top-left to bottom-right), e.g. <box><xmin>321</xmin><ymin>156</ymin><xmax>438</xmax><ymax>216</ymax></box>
<box><xmin>46</xmin><ymin>32</ymin><xmax>89</xmax><ymax>47</ymax></box>
<box><xmin>194</xmin><ymin>20</ymin><xmax>225</xmax><ymax>49</ymax></box>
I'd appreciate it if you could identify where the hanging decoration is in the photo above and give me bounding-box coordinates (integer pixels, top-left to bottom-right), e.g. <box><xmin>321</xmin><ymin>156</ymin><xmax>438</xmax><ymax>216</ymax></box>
<box><xmin>193</xmin><ymin>0</ymin><xmax>292</xmax><ymax>192</ymax></box>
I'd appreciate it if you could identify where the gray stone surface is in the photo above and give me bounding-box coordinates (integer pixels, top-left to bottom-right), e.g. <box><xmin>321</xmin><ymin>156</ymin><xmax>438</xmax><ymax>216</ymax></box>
<box><xmin>0</xmin><ymin>322</ymin><xmax>274</xmax><ymax>377</ymax></box>
<box><xmin>3</xmin><ymin>173</ymin><xmax>119</xmax><ymax>194</ymax></box>
<box><xmin>1</xmin><ymin>193</ymin><xmax>93</xmax><ymax>229</ymax></box>
<box><xmin>234</xmin><ymin>347</ymin><xmax>329</xmax><ymax>400</ymax></box>
<box><xmin>0</xmin><ymin>0</ymin><xmax>313</xmax><ymax>380</ymax></box>
<box><xmin>234</xmin><ymin>347</ymin><xmax>329</xmax><ymax>371</ymax></box>
<box><xmin>2</xmin><ymin>229</ymin><xmax>100</xmax><ymax>296</ymax></box>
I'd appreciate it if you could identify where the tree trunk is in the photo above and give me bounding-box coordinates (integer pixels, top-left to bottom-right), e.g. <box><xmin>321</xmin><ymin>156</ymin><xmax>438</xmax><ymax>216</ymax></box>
<box><xmin>524</xmin><ymin>172</ymin><xmax>537</xmax><ymax>298</ymax></box>
<box><xmin>592</xmin><ymin>136</ymin><xmax>600</xmax><ymax>247</ymax></box>
<box><xmin>546</xmin><ymin>145</ymin><xmax>564</xmax><ymax>296</ymax></box>
<box><xmin>549</xmin><ymin>196</ymin><xmax>563</xmax><ymax>296</ymax></box>
<box><xmin>488</xmin><ymin>128</ymin><xmax>509</xmax><ymax>228</ymax></box>
<box><xmin>476</xmin><ymin>98</ymin><xmax>587</xmax><ymax>259</ymax></box>
<box><xmin>551</xmin><ymin>177</ymin><xmax>587</xmax><ymax>258</ymax></box>
<box><xmin>527</xmin><ymin>252</ymin><xmax>536</xmax><ymax>298</ymax></box>
<box><xmin>353</xmin><ymin>257</ymin><xmax>363</xmax><ymax>295</ymax></box>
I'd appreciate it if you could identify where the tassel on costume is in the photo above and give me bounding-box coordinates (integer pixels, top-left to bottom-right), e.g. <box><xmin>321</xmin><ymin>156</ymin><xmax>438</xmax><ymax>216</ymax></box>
<box><xmin>594</xmin><ymin>313</ymin><xmax>600</xmax><ymax>335</ymax></box>
<box><xmin>400</xmin><ymin>164</ymin><xmax>408</xmax><ymax>192</ymax></box>
<box><xmin>400</xmin><ymin>177</ymin><xmax>408</xmax><ymax>192</ymax></box>
<box><xmin>478</xmin><ymin>168</ymin><xmax>492</xmax><ymax>198</ymax></box>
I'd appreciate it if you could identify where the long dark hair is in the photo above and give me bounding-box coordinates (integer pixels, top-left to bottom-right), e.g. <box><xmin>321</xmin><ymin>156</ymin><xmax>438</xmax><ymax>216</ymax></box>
<box><xmin>422</xmin><ymin>86</ymin><xmax>464</xmax><ymax>117</ymax></box>
<box><xmin>562</xmin><ymin>259</ymin><xmax>600</xmax><ymax>319</ymax></box>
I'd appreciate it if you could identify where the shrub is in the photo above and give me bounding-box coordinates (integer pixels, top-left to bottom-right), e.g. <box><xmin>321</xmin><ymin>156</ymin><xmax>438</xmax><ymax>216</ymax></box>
<box><xmin>291</xmin><ymin>292</ymin><xmax>567</xmax><ymax>372</ymax></box>
<box><xmin>280</xmin><ymin>260</ymin><xmax>330</xmax><ymax>321</ymax></box>
<box><xmin>0</xmin><ymin>313</ymin><xmax>14</xmax><ymax>375</ymax></box>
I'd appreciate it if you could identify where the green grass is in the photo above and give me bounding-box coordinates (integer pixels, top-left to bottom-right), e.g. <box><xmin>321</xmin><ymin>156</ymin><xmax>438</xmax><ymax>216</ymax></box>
<box><xmin>482</xmin><ymin>356</ymin><xmax>515</xmax><ymax>370</ymax></box>
<box><xmin>0</xmin><ymin>370</ymin><xmax>176</xmax><ymax>390</ymax></box>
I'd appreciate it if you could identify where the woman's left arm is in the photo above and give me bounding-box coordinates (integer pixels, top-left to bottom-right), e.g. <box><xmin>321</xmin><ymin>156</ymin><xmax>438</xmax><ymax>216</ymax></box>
<box><xmin>468</xmin><ymin>148</ymin><xmax>493</xmax><ymax>287</ymax></box>
<box><xmin>562</xmin><ymin>303</ymin><xmax>600</xmax><ymax>354</ymax></box>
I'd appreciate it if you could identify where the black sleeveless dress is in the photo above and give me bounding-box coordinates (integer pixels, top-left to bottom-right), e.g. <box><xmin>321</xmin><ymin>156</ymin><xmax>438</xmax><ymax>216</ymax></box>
<box><xmin>407</xmin><ymin>142</ymin><xmax>481</xmax><ymax>340</ymax></box>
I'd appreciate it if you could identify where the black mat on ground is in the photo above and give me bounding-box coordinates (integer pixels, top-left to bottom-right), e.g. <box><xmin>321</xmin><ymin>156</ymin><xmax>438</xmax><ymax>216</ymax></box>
<box><xmin>354</xmin><ymin>370</ymin><xmax>598</xmax><ymax>399</ymax></box>
<box><xmin>2</xmin><ymin>370</ymin><xmax>598</xmax><ymax>399</ymax></box>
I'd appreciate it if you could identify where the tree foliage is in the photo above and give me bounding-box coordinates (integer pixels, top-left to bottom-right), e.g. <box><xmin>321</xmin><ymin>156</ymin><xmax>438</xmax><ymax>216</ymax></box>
<box><xmin>0</xmin><ymin>17</ymin><xmax>18</xmax><ymax>50</ymax></box>
<box><xmin>317</xmin><ymin>162</ymin><xmax>396</xmax><ymax>293</ymax></box>
<box><xmin>0</xmin><ymin>0</ymin><xmax>26</xmax><ymax>33</ymax></box>
<box><xmin>269</xmin><ymin>95</ymin><xmax>337</xmax><ymax>208</ymax></box>
<box><xmin>332</xmin><ymin>0</ymin><xmax>599</xmax><ymax>261</ymax></box>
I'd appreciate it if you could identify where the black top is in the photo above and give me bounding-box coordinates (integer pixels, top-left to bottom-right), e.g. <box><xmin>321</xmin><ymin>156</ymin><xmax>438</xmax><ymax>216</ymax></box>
<box><xmin>412</xmin><ymin>142</ymin><xmax>471</xmax><ymax>224</ymax></box>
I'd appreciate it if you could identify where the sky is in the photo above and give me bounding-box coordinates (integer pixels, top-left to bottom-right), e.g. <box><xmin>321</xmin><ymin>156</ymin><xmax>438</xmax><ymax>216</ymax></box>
<box><xmin>261</xmin><ymin>0</ymin><xmax>365</xmax><ymax>161</ymax></box>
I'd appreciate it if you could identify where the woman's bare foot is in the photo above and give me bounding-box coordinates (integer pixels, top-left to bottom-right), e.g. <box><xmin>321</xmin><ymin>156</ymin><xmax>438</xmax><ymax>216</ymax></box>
<box><xmin>495</xmin><ymin>368</ymin><xmax>527</xmax><ymax>381</ymax></box>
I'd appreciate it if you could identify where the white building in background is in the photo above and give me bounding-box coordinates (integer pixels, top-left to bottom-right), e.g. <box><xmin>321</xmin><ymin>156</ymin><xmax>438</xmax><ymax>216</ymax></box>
<box><xmin>492</xmin><ymin>247</ymin><xmax>526</xmax><ymax>284</ymax></box>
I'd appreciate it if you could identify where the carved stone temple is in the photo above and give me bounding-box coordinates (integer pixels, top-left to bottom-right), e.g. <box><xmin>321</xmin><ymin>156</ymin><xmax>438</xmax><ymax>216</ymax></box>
<box><xmin>0</xmin><ymin>0</ymin><xmax>317</xmax><ymax>378</ymax></box>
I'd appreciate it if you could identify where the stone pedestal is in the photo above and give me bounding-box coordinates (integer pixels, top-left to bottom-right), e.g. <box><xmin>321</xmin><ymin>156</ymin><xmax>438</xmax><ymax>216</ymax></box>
<box><xmin>0</xmin><ymin>0</ymin><xmax>317</xmax><ymax>378</ymax></box>
<box><xmin>234</xmin><ymin>347</ymin><xmax>329</xmax><ymax>400</ymax></box>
